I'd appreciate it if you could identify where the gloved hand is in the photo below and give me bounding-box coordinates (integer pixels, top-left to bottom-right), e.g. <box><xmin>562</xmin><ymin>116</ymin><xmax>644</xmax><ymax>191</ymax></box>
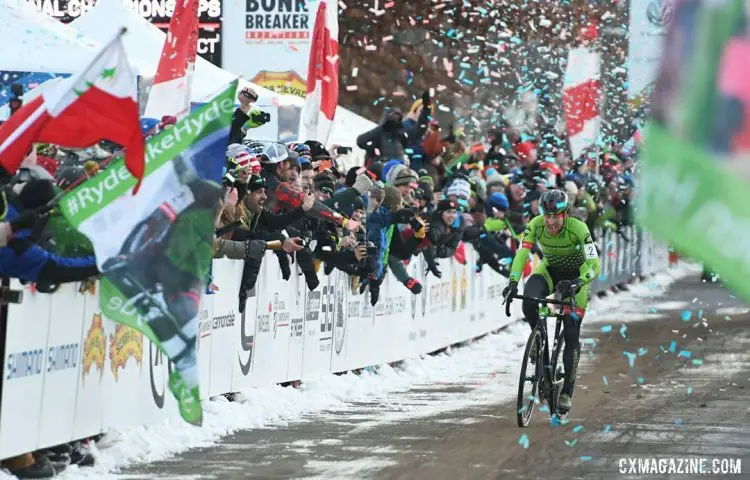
<box><xmin>392</xmin><ymin>208</ymin><xmax>416</xmax><ymax>224</ymax></box>
<box><xmin>277</xmin><ymin>252</ymin><xmax>291</xmax><ymax>281</ymax></box>
<box><xmin>421</xmin><ymin>90</ymin><xmax>431</xmax><ymax>115</ymax></box>
<box><xmin>410</xmin><ymin>216</ymin><xmax>427</xmax><ymax>239</ymax></box>
<box><xmin>370</xmin><ymin>284</ymin><xmax>380</xmax><ymax>306</ymax></box>
<box><xmin>244</xmin><ymin>108</ymin><xmax>269</xmax><ymax>129</ymax></box>
<box><xmin>555</xmin><ymin>279</ymin><xmax>583</xmax><ymax>298</ymax></box>
<box><xmin>426</xmin><ymin>262</ymin><xmax>442</xmax><ymax>279</ymax></box>
<box><xmin>238</xmin><ymin>289</ymin><xmax>248</xmax><ymax>313</ymax></box>
<box><xmin>502</xmin><ymin>280</ymin><xmax>518</xmax><ymax>301</ymax></box>
<box><xmin>352</xmin><ymin>173</ymin><xmax>374</xmax><ymax>195</ymax></box>
<box><xmin>483</xmin><ymin>218</ymin><xmax>506</xmax><ymax>233</ymax></box>
<box><xmin>245</xmin><ymin>240</ymin><xmax>266</xmax><ymax>260</ymax></box>
<box><xmin>404</xmin><ymin>278</ymin><xmax>422</xmax><ymax>294</ymax></box>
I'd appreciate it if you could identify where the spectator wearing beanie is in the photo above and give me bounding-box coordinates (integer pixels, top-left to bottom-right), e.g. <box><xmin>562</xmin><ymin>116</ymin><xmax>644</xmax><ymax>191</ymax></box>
<box><xmin>421</xmin><ymin>198</ymin><xmax>465</xmax><ymax>279</ymax></box>
<box><xmin>392</xmin><ymin>168</ymin><xmax>419</xmax><ymax>203</ymax></box>
<box><xmin>485</xmin><ymin>168</ymin><xmax>508</xmax><ymax>195</ymax></box>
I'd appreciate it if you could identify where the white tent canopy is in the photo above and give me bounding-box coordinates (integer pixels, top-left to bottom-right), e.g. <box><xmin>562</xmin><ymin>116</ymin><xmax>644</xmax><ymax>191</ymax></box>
<box><xmin>70</xmin><ymin>0</ymin><xmax>284</xmax><ymax>106</ymax></box>
<box><xmin>0</xmin><ymin>0</ymin><xmax>101</xmax><ymax>73</ymax></box>
<box><xmin>1</xmin><ymin>0</ymin><xmax>377</xmax><ymax>158</ymax></box>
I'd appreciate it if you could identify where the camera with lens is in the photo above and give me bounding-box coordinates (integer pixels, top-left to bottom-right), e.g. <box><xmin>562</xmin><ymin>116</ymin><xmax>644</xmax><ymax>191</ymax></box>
<box><xmin>250</xmin><ymin>110</ymin><xmax>271</xmax><ymax>126</ymax></box>
<box><xmin>9</xmin><ymin>83</ymin><xmax>24</xmax><ymax>116</ymax></box>
<box><xmin>222</xmin><ymin>171</ymin><xmax>236</xmax><ymax>189</ymax></box>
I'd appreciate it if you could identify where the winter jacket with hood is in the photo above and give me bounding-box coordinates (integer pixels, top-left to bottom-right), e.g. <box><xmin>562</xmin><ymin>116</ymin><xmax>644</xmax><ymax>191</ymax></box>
<box><xmin>357</xmin><ymin>107</ymin><xmax>430</xmax><ymax>165</ymax></box>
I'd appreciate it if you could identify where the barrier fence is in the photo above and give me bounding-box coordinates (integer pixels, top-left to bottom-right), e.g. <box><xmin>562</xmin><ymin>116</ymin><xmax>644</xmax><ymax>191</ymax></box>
<box><xmin>0</xmin><ymin>228</ymin><xmax>668</xmax><ymax>459</ymax></box>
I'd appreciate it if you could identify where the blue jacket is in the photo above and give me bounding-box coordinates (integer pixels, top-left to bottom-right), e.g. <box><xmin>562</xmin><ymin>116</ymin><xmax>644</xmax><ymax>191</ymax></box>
<box><xmin>366</xmin><ymin>205</ymin><xmax>395</xmax><ymax>277</ymax></box>
<box><xmin>0</xmin><ymin>204</ymin><xmax>97</xmax><ymax>283</ymax></box>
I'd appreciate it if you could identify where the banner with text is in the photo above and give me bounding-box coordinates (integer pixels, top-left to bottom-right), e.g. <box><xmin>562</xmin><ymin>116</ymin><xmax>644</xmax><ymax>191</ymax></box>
<box><xmin>222</xmin><ymin>0</ymin><xmax>322</xmax><ymax>98</ymax></box>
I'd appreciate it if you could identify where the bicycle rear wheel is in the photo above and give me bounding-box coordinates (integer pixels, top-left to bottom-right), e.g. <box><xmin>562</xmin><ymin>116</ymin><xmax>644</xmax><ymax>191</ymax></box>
<box><xmin>517</xmin><ymin>328</ymin><xmax>542</xmax><ymax>428</ymax></box>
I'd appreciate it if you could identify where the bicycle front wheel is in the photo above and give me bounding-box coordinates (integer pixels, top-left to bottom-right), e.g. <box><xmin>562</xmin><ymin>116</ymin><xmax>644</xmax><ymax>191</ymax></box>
<box><xmin>517</xmin><ymin>328</ymin><xmax>542</xmax><ymax>428</ymax></box>
<box><xmin>550</xmin><ymin>331</ymin><xmax>568</xmax><ymax>421</ymax></box>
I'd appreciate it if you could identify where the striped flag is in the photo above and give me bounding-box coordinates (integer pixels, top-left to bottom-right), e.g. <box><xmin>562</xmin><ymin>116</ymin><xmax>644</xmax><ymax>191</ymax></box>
<box><xmin>302</xmin><ymin>0</ymin><xmax>339</xmax><ymax>143</ymax></box>
<box><xmin>0</xmin><ymin>28</ymin><xmax>143</xmax><ymax>184</ymax></box>
<box><xmin>143</xmin><ymin>0</ymin><xmax>199</xmax><ymax>121</ymax></box>
<box><xmin>562</xmin><ymin>47</ymin><xmax>602</xmax><ymax>159</ymax></box>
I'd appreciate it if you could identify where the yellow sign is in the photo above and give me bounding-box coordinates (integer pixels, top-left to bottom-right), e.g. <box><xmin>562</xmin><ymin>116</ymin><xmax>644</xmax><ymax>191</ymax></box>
<box><xmin>109</xmin><ymin>324</ymin><xmax>143</xmax><ymax>381</ymax></box>
<box><xmin>81</xmin><ymin>313</ymin><xmax>106</xmax><ymax>385</ymax></box>
<box><xmin>251</xmin><ymin>70</ymin><xmax>306</xmax><ymax>98</ymax></box>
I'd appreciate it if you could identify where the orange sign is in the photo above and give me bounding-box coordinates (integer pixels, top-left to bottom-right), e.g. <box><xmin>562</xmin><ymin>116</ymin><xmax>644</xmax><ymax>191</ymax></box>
<box><xmin>109</xmin><ymin>324</ymin><xmax>143</xmax><ymax>381</ymax></box>
<box><xmin>81</xmin><ymin>313</ymin><xmax>106</xmax><ymax>385</ymax></box>
<box><xmin>251</xmin><ymin>70</ymin><xmax>306</xmax><ymax>98</ymax></box>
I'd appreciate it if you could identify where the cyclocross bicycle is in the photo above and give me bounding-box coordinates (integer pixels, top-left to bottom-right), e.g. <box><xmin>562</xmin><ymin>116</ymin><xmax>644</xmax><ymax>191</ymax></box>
<box><xmin>503</xmin><ymin>292</ymin><xmax>575</xmax><ymax>427</ymax></box>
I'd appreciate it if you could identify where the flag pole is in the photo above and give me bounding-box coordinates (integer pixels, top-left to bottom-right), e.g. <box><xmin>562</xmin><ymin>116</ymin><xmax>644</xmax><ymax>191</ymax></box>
<box><xmin>59</xmin><ymin>27</ymin><xmax>129</xmax><ymax>95</ymax></box>
<box><xmin>0</xmin><ymin>27</ymin><xmax>130</xmax><ymax>157</ymax></box>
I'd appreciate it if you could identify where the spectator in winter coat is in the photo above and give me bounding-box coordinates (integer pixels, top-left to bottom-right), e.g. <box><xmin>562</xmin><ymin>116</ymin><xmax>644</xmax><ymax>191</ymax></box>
<box><xmin>423</xmin><ymin>199</ymin><xmax>465</xmax><ymax>278</ymax></box>
<box><xmin>357</xmin><ymin>105</ymin><xmax>430</xmax><ymax>166</ymax></box>
<box><xmin>364</xmin><ymin>186</ymin><xmax>415</xmax><ymax>305</ymax></box>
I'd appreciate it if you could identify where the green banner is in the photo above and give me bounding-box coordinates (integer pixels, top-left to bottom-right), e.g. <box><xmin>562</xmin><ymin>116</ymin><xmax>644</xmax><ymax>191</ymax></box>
<box><xmin>60</xmin><ymin>80</ymin><xmax>238</xmax><ymax>425</ymax></box>
<box><xmin>637</xmin><ymin>0</ymin><xmax>750</xmax><ymax>298</ymax></box>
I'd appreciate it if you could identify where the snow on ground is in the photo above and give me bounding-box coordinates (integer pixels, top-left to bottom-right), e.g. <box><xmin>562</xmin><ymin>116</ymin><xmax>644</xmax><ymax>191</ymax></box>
<box><xmin>40</xmin><ymin>263</ymin><xmax>696</xmax><ymax>479</ymax></box>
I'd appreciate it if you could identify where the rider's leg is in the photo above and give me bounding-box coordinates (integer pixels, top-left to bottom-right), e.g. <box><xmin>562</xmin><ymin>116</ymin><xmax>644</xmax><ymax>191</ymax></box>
<box><xmin>522</xmin><ymin>266</ymin><xmax>553</xmax><ymax>329</ymax></box>
<box><xmin>561</xmin><ymin>282</ymin><xmax>590</xmax><ymax>398</ymax></box>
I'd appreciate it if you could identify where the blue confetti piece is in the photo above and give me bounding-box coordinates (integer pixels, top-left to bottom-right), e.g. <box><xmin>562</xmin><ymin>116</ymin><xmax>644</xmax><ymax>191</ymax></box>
<box><xmin>669</xmin><ymin>340</ymin><xmax>677</xmax><ymax>353</ymax></box>
<box><xmin>600</xmin><ymin>325</ymin><xmax>612</xmax><ymax>333</ymax></box>
<box><xmin>637</xmin><ymin>377</ymin><xmax>645</xmax><ymax>384</ymax></box>
<box><xmin>619</xmin><ymin>324</ymin><xmax>628</xmax><ymax>338</ymax></box>
<box><xmin>539</xmin><ymin>405</ymin><xmax>550</xmax><ymax>413</ymax></box>
<box><xmin>565</xmin><ymin>438</ymin><xmax>578</xmax><ymax>447</ymax></box>
<box><xmin>580</xmin><ymin>456</ymin><xmax>593</xmax><ymax>462</ymax></box>
<box><xmin>599</xmin><ymin>273</ymin><xmax>607</xmax><ymax>281</ymax></box>
<box><xmin>678</xmin><ymin>350</ymin><xmax>692</xmax><ymax>358</ymax></box>
<box><xmin>687</xmin><ymin>386</ymin><xmax>693</xmax><ymax>394</ymax></box>
<box><xmin>602</xmin><ymin>376</ymin><xmax>608</xmax><ymax>386</ymax></box>
<box><xmin>698</xmin><ymin>309</ymin><xmax>703</xmax><ymax>319</ymax></box>
<box><xmin>518</xmin><ymin>434</ymin><xmax>530</xmax><ymax>448</ymax></box>
<box><xmin>623</xmin><ymin>351</ymin><xmax>636</xmax><ymax>368</ymax></box>
<box><xmin>573</xmin><ymin>425</ymin><xmax>584</xmax><ymax>433</ymax></box>
<box><xmin>648</xmin><ymin>307</ymin><xmax>657</xmax><ymax>313</ymax></box>
<box><xmin>681</xmin><ymin>310</ymin><xmax>692</xmax><ymax>321</ymax></box>
<box><xmin>638</xmin><ymin>347</ymin><xmax>648</xmax><ymax>356</ymax></box>
<box><xmin>692</xmin><ymin>359</ymin><xmax>703</xmax><ymax>366</ymax></box>
<box><xmin>603</xmin><ymin>424</ymin><xmax>611</xmax><ymax>433</ymax></box>
<box><xmin>675</xmin><ymin>418</ymin><xmax>683</xmax><ymax>426</ymax></box>
<box><xmin>550</xmin><ymin>415</ymin><xmax>561</xmax><ymax>427</ymax></box>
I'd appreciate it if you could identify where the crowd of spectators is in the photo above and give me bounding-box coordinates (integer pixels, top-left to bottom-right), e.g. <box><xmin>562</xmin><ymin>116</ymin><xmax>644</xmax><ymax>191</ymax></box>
<box><xmin>0</xmin><ymin>83</ymin><xmax>639</xmax><ymax>478</ymax></box>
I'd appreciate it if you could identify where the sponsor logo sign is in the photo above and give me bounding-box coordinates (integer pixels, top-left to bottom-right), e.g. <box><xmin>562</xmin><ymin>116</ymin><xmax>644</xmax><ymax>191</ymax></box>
<box><xmin>108</xmin><ymin>324</ymin><xmax>143</xmax><ymax>381</ymax></box>
<box><xmin>81</xmin><ymin>313</ymin><xmax>106</xmax><ymax>384</ymax></box>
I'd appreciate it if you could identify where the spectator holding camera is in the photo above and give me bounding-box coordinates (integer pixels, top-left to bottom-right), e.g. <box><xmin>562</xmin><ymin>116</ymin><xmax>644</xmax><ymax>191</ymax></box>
<box><xmin>229</xmin><ymin>86</ymin><xmax>270</xmax><ymax>145</ymax></box>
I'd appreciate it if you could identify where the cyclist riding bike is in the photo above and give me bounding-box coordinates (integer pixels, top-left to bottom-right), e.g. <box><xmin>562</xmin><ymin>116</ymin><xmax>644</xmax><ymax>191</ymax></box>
<box><xmin>503</xmin><ymin>189</ymin><xmax>600</xmax><ymax>413</ymax></box>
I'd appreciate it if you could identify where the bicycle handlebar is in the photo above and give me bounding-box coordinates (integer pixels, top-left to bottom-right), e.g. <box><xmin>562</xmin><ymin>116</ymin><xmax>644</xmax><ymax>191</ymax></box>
<box><xmin>503</xmin><ymin>291</ymin><xmax>576</xmax><ymax>317</ymax></box>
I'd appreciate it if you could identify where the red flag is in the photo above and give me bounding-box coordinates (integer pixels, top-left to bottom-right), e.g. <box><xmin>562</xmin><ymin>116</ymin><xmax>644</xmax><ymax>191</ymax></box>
<box><xmin>562</xmin><ymin>47</ymin><xmax>602</xmax><ymax>159</ymax></box>
<box><xmin>0</xmin><ymin>29</ymin><xmax>144</xmax><ymax>187</ymax></box>
<box><xmin>302</xmin><ymin>0</ymin><xmax>339</xmax><ymax>142</ymax></box>
<box><xmin>143</xmin><ymin>0</ymin><xmax>199</xmax><ymax>120</ymax></box>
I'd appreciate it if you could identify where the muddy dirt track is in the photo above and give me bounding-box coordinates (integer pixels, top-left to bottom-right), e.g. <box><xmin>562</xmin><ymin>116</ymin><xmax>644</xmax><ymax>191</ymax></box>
<box><xmin>124</xmin><ymin>274</ymin><xmax>750</xmax><ymax>479</ymax></box>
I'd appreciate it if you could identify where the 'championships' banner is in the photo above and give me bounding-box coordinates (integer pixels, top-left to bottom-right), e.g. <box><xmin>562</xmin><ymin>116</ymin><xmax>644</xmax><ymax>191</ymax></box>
<box><xmin>29</xmin><ymin>0</ymin><xmax>223</xmax><ymax>66</ymax></box>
